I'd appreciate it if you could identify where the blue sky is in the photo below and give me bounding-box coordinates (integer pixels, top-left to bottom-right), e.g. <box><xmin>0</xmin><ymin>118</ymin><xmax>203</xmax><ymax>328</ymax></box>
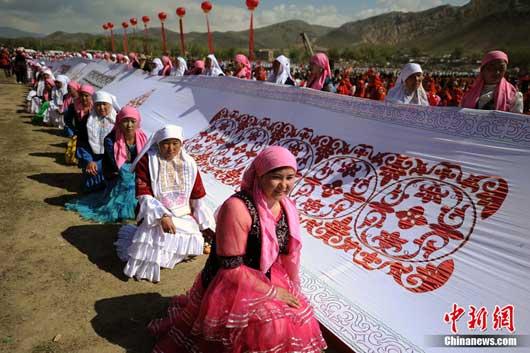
<box><xmin>0</xmin><ymin>0</ymin><xmax>469</xmax><ymax>34</ymax></box>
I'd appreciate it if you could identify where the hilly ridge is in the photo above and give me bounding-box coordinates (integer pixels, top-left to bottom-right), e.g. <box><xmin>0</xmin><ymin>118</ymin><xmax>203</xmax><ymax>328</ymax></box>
<box><xmin>1</xmin><ymin>0</ymin><xmax>529</xmax><ymax>54</ymax></box>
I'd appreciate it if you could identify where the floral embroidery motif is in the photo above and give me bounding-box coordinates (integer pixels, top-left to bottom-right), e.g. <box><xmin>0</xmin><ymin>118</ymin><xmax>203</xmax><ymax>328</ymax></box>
<box><xmin>187</xmin><ymin>108</ymin><xmax>509</xmax><ymax>293</ymax></box>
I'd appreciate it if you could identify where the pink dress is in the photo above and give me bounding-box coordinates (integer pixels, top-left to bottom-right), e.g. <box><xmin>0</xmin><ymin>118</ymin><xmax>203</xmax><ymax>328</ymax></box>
<box><xmin>148</xmin><ymin>192</ymin><xmax>327</xmax><ymax>353</ymax></box>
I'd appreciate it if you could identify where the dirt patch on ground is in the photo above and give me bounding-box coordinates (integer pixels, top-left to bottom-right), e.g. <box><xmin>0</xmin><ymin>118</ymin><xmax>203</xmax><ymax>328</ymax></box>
<box><xmin>0</xmin><ymin>76</ymin><xmax>206</xmax><ymax>353</ymax></box>
<box><xmin>0</xmin><ymin>73</ymin><xmax>338</xmax><ymax>353</ymax></box>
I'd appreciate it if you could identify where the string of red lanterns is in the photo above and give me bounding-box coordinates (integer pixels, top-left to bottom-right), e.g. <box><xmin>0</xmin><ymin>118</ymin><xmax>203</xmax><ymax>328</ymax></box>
<box><xmin>103</xmin><ymin>2</ymin><xmax>261</xmax><ymax>57</ymax></box>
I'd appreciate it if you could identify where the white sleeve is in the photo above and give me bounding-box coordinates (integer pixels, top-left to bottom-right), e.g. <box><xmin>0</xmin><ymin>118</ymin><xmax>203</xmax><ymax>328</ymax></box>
<box><xmin>136</xmin><ymin>195</ymin><xmax>171</xmax><ymax>227</ymax></box>
<box><xmin>190</xmin><ymin>197</ymin><xmax>216</xmax><ymax>231</ymax></box>
<box><xmin>510</xmin><ymin>92</ymin><xmax>524</xmax><ymax>114</ymax></box>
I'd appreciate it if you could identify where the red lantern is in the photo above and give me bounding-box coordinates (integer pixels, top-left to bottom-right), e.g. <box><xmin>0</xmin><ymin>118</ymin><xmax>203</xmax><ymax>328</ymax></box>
<box><xmin>158</xmin><ymin>12</ymin><xmax>168</xmax><ymax>53</ymax></box>
<box><xmin>201</xmin><ymin>1</ymin><xmax>213</xmax><ymax>13</ymax></box>
<box><xmin>158</xmin><ymin>11</ymin><xmax>168</xmax><ymax>22</ymax></box>
<box><xmin>107</xmin><ymin>22</ymin><xmax>114</xmax><ymax>29</ymax></box>
<box><xmin>122</xmin><ymin>22</ymin><xmax>129</xmax><ymax>53</ymax></box>
<box><xmin>141</xmin><ymin>16</ymin><xmax>150</xmax><ymax>54</ymax></box>
<box><xmin>176</xmin><ymin>7</ymin><xmax>186</xmax><ymax>18</ymax></box>
<box><xmin>246</xmin><ymin>0</ymin><xmax>259</xmax><ymax>11</ymax></box>
<box><xmin>102</xmin><ymin>23</ymin><xmax>109</xmax><ymax>30</ymax></box>
<box><xmin>246</xmin><ymin>0</ymin><xmax>259</xmax><ymax>61</ymax></box>
<box><xmin>177</xmin><ymin>8</ymin><xmax>187</xmax><ymax>56</ymax></box>
<box><xmin>201</xmin><ymin>2</ymin><xmax>214</xmax><ymax>54</ymax></box>
<box><xmin>130</xmin><ymin>17</ymin><xmax>138</xmax><ymax>26</ymax></box>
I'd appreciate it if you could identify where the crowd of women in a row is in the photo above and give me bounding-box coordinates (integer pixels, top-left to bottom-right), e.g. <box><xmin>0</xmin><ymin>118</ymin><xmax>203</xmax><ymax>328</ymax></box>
<box><xmin>12</xmin><ymin>47</ymin><xmax>526</xmax><ymax>353</ymax></box>
<box><xmin>105</xmin><ymin>49</ymin><xmax>529</xmax><ymax>114</ymax></box>
<box><xmin>19</xmin><ymin>52</ymin><xmax>329</xmax><ymax>352</ymax></box>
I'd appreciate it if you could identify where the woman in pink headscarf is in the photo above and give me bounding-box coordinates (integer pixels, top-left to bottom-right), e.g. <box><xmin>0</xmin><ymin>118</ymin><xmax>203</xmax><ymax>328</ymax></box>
<box><xmin>149</xmin><ymin>146</ymin><xmax>327</xmax><ymax>353</ymax></box>
<box><xmin>234</xmin><ymin>53</ymin><xmax>251</xmax><ymax>79</ymax></box>
<box><xmin>128</xmin><ymin>52</ymin><xmax>140</xmax><ymax>69</ymax></box>
<box><xmin>66</xmin><ymin>106</ymin><xmax>148</xmax><ymax>223</ymax></box>
<box><xmin>189</xmin><ymin>60</ymin><xmax>205</xmax><ymax>75</ymax></box>
<box><xmin>62</xmin><ymin>80</ymin><xmax>80</xmax><ymax>113</ymax></box>
<box><xmin>461</xmin><ymin>50</ymin><xmax>523</xmax><ymax>113</ymax></box>
<box><xmin>62</xmin><ymin>84</ymin><xmax>94</xmax><ymax>137</ymax></box>
<box><xmin>161</xmin><ymin>55</ymin><xmax>173</xmax><ymax>76</ymax></box>
<box><xmin>307</xmin><ymin>52</ymin><xmax>333</xmax><ymax>92</ymax></box>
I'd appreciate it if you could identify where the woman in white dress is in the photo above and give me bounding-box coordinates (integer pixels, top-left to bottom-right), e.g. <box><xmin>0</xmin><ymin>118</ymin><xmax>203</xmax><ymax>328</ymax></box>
<box><xmin>116</xmin><ymin>125</ymin><xmax>216</xmax><ymax>283</ymax></box>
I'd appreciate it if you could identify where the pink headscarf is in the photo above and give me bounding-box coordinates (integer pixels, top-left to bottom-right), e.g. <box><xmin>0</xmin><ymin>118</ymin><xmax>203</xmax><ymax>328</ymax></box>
<box><xmin>235</xmin><ymin>54</ymin><xmax>251</xmax><ymax>79</ymax></box>
<box><xmin>128</xmin><ymin>52</ymin><xmax>139</xmax><ymax>68</ymax></box>
<box><xmin>241</xmin><ymin>146</ymin><xmax>302</xmax><ymax>285</ymax></box>
<box><xmin>44</xmin><ymin>78</ymin><xmax>55</xmax><ymax>87</ymax></box>
<box><xmin>191</xmin><ymin>60</ymin><xmax>205</xmax><ymax>75</ymax></box>
<box><xmin>74</xmin><ymin>84</ymin><xmax>95</xmax><ymax>120</ymax></box>
<box><xmin>43</xmin><ymin>78</ymin><xmax>55</xmax><ymax>101</ymax></box>
<box><xmin>62</xmin><ymin>80</ymin><xmax>81</xmax><ymax>111</ymax></box>
<box><xmin>113</xmin><ymin>106</ymin><xmax>148</xmax><ymax>169</ymax></box>
<box><xmin>68</xmin><ymin>80</ymin><xmax>81</xmax><ymax>91</ymax></box>
<box><xmin>461</xmin><ymin>50</ymin><xmax>517</xmax><ymax>111</ymax></box>
<box><xmin>308</xmin><ymin>53</ymin><xmax>331</xmax><ymax>91</ymax></box>
<box><xmin>161</xmin><ymin>55</ymin><xmax>173</xmax><ymax>76</ymax></box>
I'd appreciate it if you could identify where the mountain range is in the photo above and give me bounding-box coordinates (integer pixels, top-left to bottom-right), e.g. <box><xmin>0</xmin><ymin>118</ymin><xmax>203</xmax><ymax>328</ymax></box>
<box><xmin>1</xmin><ymin>0</ymin><xmax>529</xmax><ymax>53</ymax></box>
<box><xmin>0</xmin><ymin>26</ymin><xmax>45</xmax><ymax>39</ymax></box>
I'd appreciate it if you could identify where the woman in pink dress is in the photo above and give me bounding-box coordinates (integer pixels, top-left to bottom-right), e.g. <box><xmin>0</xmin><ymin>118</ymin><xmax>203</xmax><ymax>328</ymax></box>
<box><xmin>149</xmin><ymin>146</ymin><xmax>327</xmax><ymax>353</ymax></box>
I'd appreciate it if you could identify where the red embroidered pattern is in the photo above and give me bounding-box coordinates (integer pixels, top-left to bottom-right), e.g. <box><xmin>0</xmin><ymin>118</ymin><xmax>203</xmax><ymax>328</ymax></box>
<box><xmin>184</xmin><ymin>108</ymin><xmax>509</xmax><ymax>293</ymax></box>
<box><xmin>126</xmin><ymin>89</ymin><xmax>156</xmax><ymax>108</ymax></box>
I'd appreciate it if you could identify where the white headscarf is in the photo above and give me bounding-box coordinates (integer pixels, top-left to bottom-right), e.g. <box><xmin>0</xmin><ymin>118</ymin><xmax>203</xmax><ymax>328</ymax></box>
<box><xmin>204</xmin><ymin>54</ymin><xmax>224</xmax><ymax>77</ymax></box>
<box><xmin>86</xmin><ymin>91</ymin><xmax>119</xmax><ymax>154</ymax></box>
<box><xmin>86</xmin><ymin>53</ymin><xmax>93</xmax><ymax>60</ymax></box>
<box><xmin>132</xmin><ymin>125</ymin><xmax>200</xmax><ymax>217</ymax></box>
<box><xmin>50</xmin><ymin>75</ymin><xmax>70</xmax><ymax>108</ymax></box>
<box><xmin>268</xmin><ymin>55</ymin><xmax>292</xmax><ymax>85</ymax></box>
<box><xmin>42</xmin><ymin>68</ymin><xmax>55</xmax><ymax>81</ymax></box>
<box><xmin>386</xmin><ymin>63</ymin><xmax>429</xmax><ymax>106</ymax></box>
<box><xmin>55</xmin><ymin>75</ymin><xmax>70</xmax><ymax>96</ymax></box>
<box><xmin>132</xmin><ymin>124</ymin><xmax>184</xmax><ymax>170</ymax></box>
<box><xmin>151</xmin><ymin>58</ymin><xmax>164</xmax><ymax>75</ymax></box>
<box><xmin>175</xmin><ymin>57</ymin><xmax>188</xmax><ymax>76</ymax></box>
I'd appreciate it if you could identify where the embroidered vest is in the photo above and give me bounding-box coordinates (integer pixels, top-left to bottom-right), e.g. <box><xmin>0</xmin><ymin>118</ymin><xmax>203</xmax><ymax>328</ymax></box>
<box><xmin>200</xmin><ymin>191</ymin><xmax>290</xmax><ymax>288</ymax></box>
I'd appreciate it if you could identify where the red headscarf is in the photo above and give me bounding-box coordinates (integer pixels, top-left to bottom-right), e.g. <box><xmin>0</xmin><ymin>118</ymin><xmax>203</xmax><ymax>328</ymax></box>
<box><xmin>427</xmin><ymin>81</ymin><xmax>441</xmax><ymax>106</ymax></box>
<box><xmin>113</xmin><ymin>106</ymin><xmax>148</xmax><ymax>169</ymax></box>
<box><xmin>235</xmin><ymin>54</ymin><xmax>251</xmax><ymax>79</ymax></box>
<box><xmin>307</xmin><ymin>53</ymin><xmax>331</xmax><ymax>91</ymax></box>
<box><xmin>253</xmin><ymin>66</ymin><xmax>267</xmax><ymax>81</ymax></box>
<box><xmin>461</xmin><ymin>50</ymin><xmax>517</xmax><ymax>111</ymax></box>
<box><xmin>241</xmin><ymin>146</ymin><xmax>302</xmax><ymax>284</ymax></box>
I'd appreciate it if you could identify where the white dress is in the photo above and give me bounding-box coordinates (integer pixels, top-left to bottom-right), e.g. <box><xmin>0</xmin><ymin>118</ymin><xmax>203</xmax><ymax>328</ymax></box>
<box><xmin>115</xmin><ymin>148</ymin><xmax>215</xmax><ymax>282</ymax></box>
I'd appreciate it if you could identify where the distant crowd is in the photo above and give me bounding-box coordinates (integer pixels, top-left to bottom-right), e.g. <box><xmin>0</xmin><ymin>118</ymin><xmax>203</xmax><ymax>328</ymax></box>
<box><xmin>2</xmin><ymin>46</ymin><xmax>529</xmax><ymax>115</ymax></box>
